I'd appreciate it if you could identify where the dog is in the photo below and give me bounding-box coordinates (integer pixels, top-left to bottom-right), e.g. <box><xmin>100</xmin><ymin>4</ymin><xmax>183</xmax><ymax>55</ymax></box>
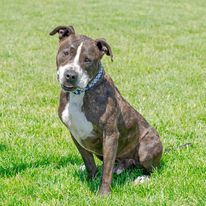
<box><xmin>49</xmin><ymin>25</ymin><xmax>163</xmax><ymax>196</ymax></box>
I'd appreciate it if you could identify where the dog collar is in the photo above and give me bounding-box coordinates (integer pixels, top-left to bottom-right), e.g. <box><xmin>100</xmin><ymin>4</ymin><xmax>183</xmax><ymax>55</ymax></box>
<box><xmin>72</xmin><ymin>66</ymin><xmax>104</xmax><ymax>95</ymax></box>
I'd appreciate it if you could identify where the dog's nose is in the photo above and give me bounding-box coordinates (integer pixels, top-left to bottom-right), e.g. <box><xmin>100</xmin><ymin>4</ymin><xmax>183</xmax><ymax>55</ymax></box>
<box><xmin>64</xmin><ymin>70</ymin><xmax>78</xmax><ymax>83</ymax></box>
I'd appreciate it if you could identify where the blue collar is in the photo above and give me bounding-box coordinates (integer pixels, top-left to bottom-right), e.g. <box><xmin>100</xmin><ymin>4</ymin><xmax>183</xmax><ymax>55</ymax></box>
<box><xmin>72</xmin><ymin>66</ymin><xmax>104</xmax><ymax>95</ymax></box>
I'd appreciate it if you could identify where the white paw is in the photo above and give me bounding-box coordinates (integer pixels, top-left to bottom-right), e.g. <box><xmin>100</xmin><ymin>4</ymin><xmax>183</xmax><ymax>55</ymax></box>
<box><xmin>115</xmin><ymin>167</ymin><xmax>124</xmax><ymax>175</ymax></box>
<box><xmin>133</xmin><ymin>175</ymin><xmax>150</xmax><ymax>185</ymax></box>
<box><xmin>79</xmin><ymin>165</ymin><xmax>86</xmax><ymax>171</ymax></box>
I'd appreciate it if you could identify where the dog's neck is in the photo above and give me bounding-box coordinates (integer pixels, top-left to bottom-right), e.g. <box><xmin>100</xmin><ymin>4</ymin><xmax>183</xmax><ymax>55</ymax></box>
<box><xmin>72</xmin><ymin>62</ymin><xmax>105</xmax><ymax>95</ymax></box>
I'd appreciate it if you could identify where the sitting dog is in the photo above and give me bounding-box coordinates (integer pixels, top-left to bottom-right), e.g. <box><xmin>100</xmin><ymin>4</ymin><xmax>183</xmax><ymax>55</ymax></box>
<box><xmin>50</xmin><ymin>25</ymin><xmax>163</xmax><ymax>196</ymax></box>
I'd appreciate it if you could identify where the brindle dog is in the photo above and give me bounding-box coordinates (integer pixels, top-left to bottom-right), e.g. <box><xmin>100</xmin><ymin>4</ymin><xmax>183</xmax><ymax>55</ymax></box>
<box><xmin>50</xmin><ymin>25</ymin><xmax>163</xmax><ymax>196</ymax></box>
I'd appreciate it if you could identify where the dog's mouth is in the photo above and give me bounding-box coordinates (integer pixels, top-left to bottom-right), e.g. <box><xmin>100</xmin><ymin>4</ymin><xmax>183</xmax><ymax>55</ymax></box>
<box><xmin>61</xmin><ymin>84</ymin><xmax>77</xmax><ymax>92</ymax></box>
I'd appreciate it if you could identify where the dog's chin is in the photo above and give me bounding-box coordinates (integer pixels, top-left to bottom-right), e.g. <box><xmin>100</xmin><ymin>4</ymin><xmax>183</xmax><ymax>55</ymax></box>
<box><xmin>61</xmin><ymin>84</ymin><xmax>77</xmax><ymax>92</ymax></box>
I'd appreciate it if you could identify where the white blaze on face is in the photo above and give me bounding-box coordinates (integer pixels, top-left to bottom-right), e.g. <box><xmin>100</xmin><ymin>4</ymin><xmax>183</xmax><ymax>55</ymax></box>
<box><xmin>73</xmin><ymin>42</ymin><xmax>83</xmax><ymax>65</ymax></box>
<box><xmin>58</xmin><ymin>42</ymin><xmax>91</xmax><ymax>88</ymax></box>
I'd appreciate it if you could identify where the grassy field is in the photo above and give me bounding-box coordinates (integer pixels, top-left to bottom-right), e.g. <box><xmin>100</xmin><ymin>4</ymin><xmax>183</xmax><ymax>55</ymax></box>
<box><xmin>0</xmin><ymin>0</ymin><xmax>206</xmax><ymax>205</ymax></box>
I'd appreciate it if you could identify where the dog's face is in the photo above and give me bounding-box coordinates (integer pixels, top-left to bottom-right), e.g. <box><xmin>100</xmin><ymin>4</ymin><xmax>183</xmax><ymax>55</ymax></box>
<box><xmin>50</xmin><ymin>26</ymin><xmax>113</xmax><ymax>92</ymax></box>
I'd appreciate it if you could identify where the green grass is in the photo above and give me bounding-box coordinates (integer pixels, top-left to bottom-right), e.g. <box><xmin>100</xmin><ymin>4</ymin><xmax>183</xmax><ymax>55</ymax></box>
<box><xmin>0</xmin><ymin>0</ymin><xmax>206</xmax><ymax>205</ymax></box>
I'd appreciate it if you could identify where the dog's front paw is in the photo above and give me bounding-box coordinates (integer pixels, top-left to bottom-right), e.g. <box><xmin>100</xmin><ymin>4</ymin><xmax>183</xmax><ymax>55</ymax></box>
<box><xmin>79</xmin><ymin>164</ymin><xmax>86</xmax><ymax>172</ymax></box>
<box><xmin>79</xmin><ymin>164</ymin><xmax>97</xmax><ymax>180</ymax></box>
<box><xmin>98</xmin><ymin>184</ymin><xmax>111</xmax><ymax>196</ymax></box>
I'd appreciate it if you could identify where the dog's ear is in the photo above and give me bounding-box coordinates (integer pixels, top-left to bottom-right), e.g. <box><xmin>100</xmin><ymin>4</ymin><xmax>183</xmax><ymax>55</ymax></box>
<box><xmin>49</xmin><ymin>26</ymin><xmax>75</xmax><ymax>41</ymax></box>
<box><xmin>95</xmin><ymin>38</ymin><xmax>113</xmax><ymax>61</ymax></box>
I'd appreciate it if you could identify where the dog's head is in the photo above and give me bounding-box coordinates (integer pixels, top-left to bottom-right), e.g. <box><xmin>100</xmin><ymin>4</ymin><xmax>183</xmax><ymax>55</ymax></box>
<box><xmin>50</xmin><ymin>25</ymin><xmax>113</xmax><ymax>92</ymax></box>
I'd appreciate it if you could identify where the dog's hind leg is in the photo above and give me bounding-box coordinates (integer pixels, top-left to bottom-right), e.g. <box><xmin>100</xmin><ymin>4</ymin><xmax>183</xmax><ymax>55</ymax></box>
<box><xmin>138</xmin><ymin>128</ymin><xmax>163</xmax><ymax>173</ymax></box>
<box><xmin>132</xmin><ymin>128</ymin><xmax>162</xmax><ymax>185</ymax></box>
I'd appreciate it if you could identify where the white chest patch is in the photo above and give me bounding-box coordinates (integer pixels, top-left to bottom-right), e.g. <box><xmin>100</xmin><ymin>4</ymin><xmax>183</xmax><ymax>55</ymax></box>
<box><xmin>62</xmin><ymin>92</ymin><xmax>94</xmax><ymax>143</ymax></box>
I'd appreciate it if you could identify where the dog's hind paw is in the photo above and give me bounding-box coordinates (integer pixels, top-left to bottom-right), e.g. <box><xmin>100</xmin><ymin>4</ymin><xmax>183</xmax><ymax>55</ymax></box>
<box><xmin>113</xmin><ymin>165</ymin><xmax>125</xmax><ymax>175</ymax></box>
<box><xmin>133</xmin><ymin>175</ymin><xmax>150</xmax><ymax>185</ymax></box>
<box><xmin>113</xmin><ymin>159</ymin><xmax>136</xmax><ymax>175</ymax></box>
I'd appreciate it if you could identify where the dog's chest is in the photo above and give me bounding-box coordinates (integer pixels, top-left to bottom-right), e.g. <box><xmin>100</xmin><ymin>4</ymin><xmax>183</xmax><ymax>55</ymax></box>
<box><xmin>61</xmin><ymin>93</ymin><xmax>94</xmax><ymax>142</ymax></box>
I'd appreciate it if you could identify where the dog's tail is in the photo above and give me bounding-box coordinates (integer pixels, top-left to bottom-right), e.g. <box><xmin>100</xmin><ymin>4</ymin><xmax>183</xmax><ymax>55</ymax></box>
<box><xmin>164</xmin><ymin>143</ymin><xmax>192</xmax><ymax>154</ymax></box>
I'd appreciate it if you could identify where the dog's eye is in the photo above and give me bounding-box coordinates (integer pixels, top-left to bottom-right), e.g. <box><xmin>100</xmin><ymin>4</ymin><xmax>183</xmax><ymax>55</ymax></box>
<box><xmin>63</xmin><ymin>50</ymin><xmax>69</xmax><ymax>56</ymax></box>
<box><xmin>84</xmin><ymin>57</ymin><xmax>91</xmax><ymax>63</ymax></box>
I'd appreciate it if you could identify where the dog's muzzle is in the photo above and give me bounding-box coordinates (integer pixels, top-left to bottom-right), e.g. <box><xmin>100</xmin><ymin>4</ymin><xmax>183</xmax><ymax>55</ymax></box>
<box><xmin>61</xmin><ymin>69</ymin><xmax>78</xmax><ymax>92</ymax></box>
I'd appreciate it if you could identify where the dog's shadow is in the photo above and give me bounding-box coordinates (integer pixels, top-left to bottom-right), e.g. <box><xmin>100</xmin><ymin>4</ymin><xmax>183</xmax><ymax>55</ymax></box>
<box><xmin>1</xmin><ymin>147</ymin><xmax>166</xmax><ymax>193</ymax></box>
<box><xmin>0</xmin><ymin>154</ymin><xmax>82</xmax><ymax>178</ymax></box>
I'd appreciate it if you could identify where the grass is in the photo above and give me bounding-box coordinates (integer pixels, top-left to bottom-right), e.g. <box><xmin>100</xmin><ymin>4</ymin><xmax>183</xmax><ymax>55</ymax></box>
<box><xmin>0</xmin><ymin>0</ymin><xmax>206</xmax><ymax>205</ymax></box>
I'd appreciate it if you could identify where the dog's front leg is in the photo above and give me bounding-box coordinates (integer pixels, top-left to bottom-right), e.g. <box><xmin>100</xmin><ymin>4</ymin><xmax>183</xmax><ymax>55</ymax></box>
<box><xmin>99</xmin><ymin>126</ymin><xmax>119</xmax><ymax>196</ymax></box>
<box><xmin>71</xmin><ymin>135</ymin><xmax>97</xmax><ymax>179</ymax></box>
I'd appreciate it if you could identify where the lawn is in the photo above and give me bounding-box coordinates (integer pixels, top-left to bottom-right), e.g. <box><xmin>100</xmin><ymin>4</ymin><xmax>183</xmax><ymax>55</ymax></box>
<box><xmin>0</xmin><ymin>0</ymin><xmax>206</xmax><ymax>205</ymax></box>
